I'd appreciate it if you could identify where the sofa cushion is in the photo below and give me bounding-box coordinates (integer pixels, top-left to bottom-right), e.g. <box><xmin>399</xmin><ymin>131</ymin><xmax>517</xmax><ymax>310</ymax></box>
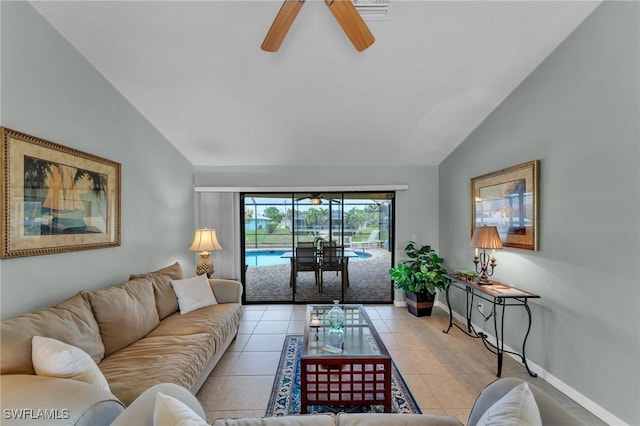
<box><xmin>338</xmin><ymin>413</ymin><xmax>464</xmax><ymax>426</ymax></box>
<box><xmin>212</xmin><ymin>414</ymin><xmax>336</xmax><ymax>426</ymax></box>
<box><xmin>99</xmin><ymin>333</ymin><xmax>215</xmax><ymax>406</ymax></box>
<box><xmin>146</xmin><ymin>303</ymin><xmax>242</xmax><ymax>351</ymax></box>
<box><xmin>32</xmin><ymin>336</ymin><xmax>110</xmax><ymax>392</ymax></box>
<box><xmin>89</xmin><ymin>277</ymin><xmax>159</xmax><ymax>357</ymax></box>
<box><xmin>1</xmin><ymin>292</ymin><xmax>104</xmax><ymax>374</ymax></box>
<box><xmin>171</xmin><ymin>275</ymin><xmax>218</xmax><ymax>315</ymax></box>
<box><xmin>130</xmin><ymin>262</ymin><xmax>184</xmax><ymax>320</ymax></box>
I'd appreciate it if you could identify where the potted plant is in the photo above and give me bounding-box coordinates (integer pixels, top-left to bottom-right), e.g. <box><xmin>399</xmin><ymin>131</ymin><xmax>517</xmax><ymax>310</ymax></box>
<box><xmin>389</xmin><ymin>242</ymin><xmax>448</xmax><ymax>317</ymax></box>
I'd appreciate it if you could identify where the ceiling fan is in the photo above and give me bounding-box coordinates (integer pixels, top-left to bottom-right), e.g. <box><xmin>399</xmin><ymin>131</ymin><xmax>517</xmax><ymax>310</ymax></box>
<box><xmin>261</xmin><ymin>0</ymin><xmax>375</xmax><ymax>52</ymax></box>
<box><xmin>296</xmin><ymin>193</ymin><xmax>341</xmax><ymax>205</ymax></box>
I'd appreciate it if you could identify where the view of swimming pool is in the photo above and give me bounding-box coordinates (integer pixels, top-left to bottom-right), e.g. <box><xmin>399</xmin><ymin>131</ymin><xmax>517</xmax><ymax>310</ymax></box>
<box><xmin>245</xmin><ymin>249</ymin><xmax>372</xmax><ymax>267</ymax></box>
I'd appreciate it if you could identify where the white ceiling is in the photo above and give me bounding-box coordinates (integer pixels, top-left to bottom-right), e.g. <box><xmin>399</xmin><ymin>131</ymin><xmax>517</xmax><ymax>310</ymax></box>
<box><xmin>30</xmin><ymin>1</ymin><xmax>600</xmax><ymax>167</ymax></box>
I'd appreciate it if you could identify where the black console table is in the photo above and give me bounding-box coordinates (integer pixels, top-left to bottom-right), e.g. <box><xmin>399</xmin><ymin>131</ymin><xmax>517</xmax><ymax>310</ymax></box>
<box><xmin>443</xmin><ymin>274</ymin><xmax>540</xmax><ymax>377</ymax></box>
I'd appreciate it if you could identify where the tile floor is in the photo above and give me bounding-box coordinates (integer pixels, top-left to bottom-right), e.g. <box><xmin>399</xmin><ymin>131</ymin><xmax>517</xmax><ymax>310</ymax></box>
<box><xmin>196</xmin><ymin>304</ymin><xmax>606</xmax><ymax>425</ymax></box>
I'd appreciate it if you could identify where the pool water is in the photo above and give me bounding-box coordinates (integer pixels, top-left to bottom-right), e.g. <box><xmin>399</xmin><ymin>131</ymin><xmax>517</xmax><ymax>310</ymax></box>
<box><xmin>245</xmin><ymin>249</ymin><xmax>372</xmax><ymax>267</ymax></box>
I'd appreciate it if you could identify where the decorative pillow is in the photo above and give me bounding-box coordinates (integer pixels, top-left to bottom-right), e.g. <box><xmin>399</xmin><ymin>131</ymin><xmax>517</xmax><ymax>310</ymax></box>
<box><xmin>476</xmin><ymin>382</ymin><xmax>542</xmax><ymax>426</ymax></box>
<box><xmin>31</xmin><ymin>336</ymin><xmax>110</xmax><ymax>392</ymax></box>
<box><xmin>171</xmin><ymin>275</ymin><xmax>217</xmax><ymax>315</ymax></box>
<box><xmin>153</xmin><ymin>392</ymin><xmax>208</xmax><ymax>426</ymax></box>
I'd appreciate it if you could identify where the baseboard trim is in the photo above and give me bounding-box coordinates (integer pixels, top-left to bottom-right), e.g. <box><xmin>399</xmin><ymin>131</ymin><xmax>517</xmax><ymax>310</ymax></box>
<box><xmin>434</xmin><ymin>300</ymin><xmax>627</xmax><ymax>426</ymax></box>
<box><xmin>393</xmin><ymin>299</ymin><xmax>407</xmax><ymax>308</ymax></box>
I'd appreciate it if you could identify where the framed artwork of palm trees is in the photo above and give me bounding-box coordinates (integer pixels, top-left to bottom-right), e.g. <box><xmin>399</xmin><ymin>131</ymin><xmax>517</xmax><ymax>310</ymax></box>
<box><xmin>1</xmin><ymin>127</ymin><xmax>121</xmax><ymax>258</ymax></box>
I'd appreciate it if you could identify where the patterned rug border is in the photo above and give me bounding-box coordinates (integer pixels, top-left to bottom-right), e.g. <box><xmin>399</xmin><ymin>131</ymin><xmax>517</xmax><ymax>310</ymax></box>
<box><xmin>266</xmin><ymin>334</ymin><xmax>421</xmax><ymax>416</ymax></box>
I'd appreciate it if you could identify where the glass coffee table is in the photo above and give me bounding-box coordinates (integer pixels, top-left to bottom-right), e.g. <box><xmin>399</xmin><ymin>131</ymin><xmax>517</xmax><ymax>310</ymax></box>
<box><xmin>301</xmin><ymin>304</ymin><xmax>392</xmax><ymax>414</ymax></box>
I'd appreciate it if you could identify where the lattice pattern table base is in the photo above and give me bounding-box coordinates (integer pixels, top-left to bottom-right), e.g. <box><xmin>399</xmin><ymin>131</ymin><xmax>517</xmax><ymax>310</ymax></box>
<box><xmin>301</xmin><ymin>358</ymin><xmax>391</xmax><ymax>413</ymax></box>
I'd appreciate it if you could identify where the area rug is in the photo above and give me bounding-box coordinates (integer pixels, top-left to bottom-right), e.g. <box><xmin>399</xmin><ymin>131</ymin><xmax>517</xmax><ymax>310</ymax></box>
<box><xmin>265</xmin><ymin>335</ymin><xmax>421</xmax><ymax>416</ymax></box>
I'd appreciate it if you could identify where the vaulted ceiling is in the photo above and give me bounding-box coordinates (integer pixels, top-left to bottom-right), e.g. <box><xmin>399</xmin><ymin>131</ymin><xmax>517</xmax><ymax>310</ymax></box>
<box><xmin>30</xmin><ymin>1</ymin><xmax>600</xmax><ymax>167</ymax></box>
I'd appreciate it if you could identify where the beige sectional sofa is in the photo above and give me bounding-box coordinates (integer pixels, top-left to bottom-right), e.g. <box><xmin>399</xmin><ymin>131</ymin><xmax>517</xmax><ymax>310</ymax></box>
<box><xmin>111</xmin><ymin>377</ymin><xmax>585</xmax><ymax>425</ymax></box>
<box><xmin>0</xmin><ymin>262</ymin><xmax>243</xmax><ymax>425</ymax></box>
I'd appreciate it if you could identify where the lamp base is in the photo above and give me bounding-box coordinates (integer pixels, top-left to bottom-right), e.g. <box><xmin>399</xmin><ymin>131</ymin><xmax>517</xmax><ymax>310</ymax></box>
<box><xmin>196</xmin><ymin>252</ymin><xmax>215</xmax><ymax>278</ymax></box>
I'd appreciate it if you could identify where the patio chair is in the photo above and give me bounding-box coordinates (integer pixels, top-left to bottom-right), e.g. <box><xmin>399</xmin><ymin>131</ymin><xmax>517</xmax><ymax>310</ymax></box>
<box><xmin>319</xmin><ymin>242</ymin><xmax>344</xmax><ymax>292</ymax></box>
<box><xmin>294</xmin><ymin>246</ymin><xmax>320</xmax><ymax>290</ymax></box>
<box><xmin>352</xmin><ymin>229</ymin><xmax>380</xmax><ymax>252</ymax></box>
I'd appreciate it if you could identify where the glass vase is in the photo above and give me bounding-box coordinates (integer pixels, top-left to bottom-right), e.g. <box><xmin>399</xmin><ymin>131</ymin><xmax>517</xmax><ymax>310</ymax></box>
<box><xmin>327</xmin><ymin>328</ymin><xmax>344</xmax><ymax>348</ymax></box>
<box><xmin>327</xmin><ymin>300</ymin><xmax>345</xmax><ymax>330</ymax></box>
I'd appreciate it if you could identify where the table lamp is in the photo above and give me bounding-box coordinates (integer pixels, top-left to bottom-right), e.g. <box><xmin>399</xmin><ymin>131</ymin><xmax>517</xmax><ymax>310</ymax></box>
<box><xmin>470</xmin><ymin>225</ymin><xmax>503</xmax><ymax>285</ymax></box>
<box><xmin>189</xmin><ymin>228</ymin><xmax>222</xmax><ymax>278</ymax></box>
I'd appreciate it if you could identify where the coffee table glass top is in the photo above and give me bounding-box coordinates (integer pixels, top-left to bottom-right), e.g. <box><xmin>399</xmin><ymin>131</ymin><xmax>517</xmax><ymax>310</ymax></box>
<box><xmin>304</xmin><ymin>304</ymin><xmax>389</xmax><ymax>357</ymax></box>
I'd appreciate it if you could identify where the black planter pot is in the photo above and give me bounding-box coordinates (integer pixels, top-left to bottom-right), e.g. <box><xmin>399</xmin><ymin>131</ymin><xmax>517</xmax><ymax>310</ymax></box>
<box><xmin>404</xmin><ymin>291</ymin><xmax>435</xmax><ymax>317</ymax></box>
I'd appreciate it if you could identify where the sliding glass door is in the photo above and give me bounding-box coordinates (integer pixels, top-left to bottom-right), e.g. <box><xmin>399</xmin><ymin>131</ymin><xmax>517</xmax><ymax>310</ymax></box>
<box><xmin>242</xmin><ymin>192</ymin><xmax>394</xmax><ymax>304</ymax></box>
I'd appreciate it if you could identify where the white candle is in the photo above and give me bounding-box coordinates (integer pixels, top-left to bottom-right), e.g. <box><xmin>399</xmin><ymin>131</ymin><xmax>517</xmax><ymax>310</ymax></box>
<box><xmin>311</xmin><ymin>315</ymin><xmax>320</xmax><ymax>327</ymax></box>
<box><xmin>474</xmin><ymin>248</ymin><xmax>478</xmax><ymax>256</ymax></box>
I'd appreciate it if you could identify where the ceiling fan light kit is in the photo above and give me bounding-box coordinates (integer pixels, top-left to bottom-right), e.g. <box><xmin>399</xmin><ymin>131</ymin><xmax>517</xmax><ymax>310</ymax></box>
<box><xmin>262</xmin><ymin>0</ymin><xmax>375</xmax><ymax>52</ymax></box>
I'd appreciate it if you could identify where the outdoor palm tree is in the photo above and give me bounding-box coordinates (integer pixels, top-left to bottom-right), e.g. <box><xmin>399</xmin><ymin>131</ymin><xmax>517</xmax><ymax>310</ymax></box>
<box><xmin>345</xmin><ymin>208</ymin><xmax>366</xmax><ymax>229</ymax></box>
<box><xmin>304</xmin><ymin>208</ymin><xmax>322</xmax><ymax>227</ymax></box>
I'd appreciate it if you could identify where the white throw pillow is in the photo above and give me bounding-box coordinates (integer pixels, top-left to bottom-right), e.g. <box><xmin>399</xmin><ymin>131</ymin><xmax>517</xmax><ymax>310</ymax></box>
<box><xmin>31</xmin><ymin>336</ymin><xmax>110</xmax><ymax>392</ymax></box>
<box><xmin>171</xmin><ymin>275</ymin><xmax>217</xmax><ymax>315</ymax></box>
<box><xmin>476</xmin><ymin>382</ymin><xmax>542</xmax><ymax>426</ymax></box>
<box><xmin>153</xmin><ymin>392</ymin><xmax>208</xmax><ymax>426</ymax></box>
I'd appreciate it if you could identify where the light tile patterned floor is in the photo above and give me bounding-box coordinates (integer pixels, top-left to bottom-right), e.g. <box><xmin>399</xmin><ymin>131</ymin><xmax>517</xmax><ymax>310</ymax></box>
<box><xmin>196</xmin><ymin>304</ymin><xmax>607</xmax><ymax>425</ymax></box>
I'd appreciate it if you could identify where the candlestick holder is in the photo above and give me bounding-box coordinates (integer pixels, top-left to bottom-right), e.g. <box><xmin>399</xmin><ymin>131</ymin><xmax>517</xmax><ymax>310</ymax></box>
<box><xmin>310</xmin><ymin>314</ymin><xmax>321</xmax><ymax>340</ymax></box>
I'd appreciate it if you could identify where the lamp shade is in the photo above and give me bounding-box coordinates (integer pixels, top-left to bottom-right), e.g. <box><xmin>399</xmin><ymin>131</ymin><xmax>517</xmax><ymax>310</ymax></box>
<box><xmin>189</xmin><ymin>228</ymin><xmax>222</xmax><ymax>252</ymax></box>
<box><xmin>470</xmin><ymin>226</ymin><xmax>503</xmax><ymax>249</ymax></box>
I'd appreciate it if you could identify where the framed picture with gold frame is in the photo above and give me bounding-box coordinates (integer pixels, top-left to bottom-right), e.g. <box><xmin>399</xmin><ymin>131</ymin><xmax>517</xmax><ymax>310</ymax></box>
<box><xmin>1</xmin><ymin>127</ymin><xmax>121</xmax><ymax>258</ymax></box>
<box><xmin>471</xmin><ymin>160</ymin><xmax>539</xmax><ymax>251</ymax></box>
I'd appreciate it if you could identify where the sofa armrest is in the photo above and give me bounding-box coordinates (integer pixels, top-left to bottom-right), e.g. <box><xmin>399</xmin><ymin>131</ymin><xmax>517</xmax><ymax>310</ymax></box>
<box><xmin>0</xmin><ymin>374</ymin><xmax>124</xmax><ymax>426</ymax></box>
<box><xmin>111</xmin><ymin>383</ymin><xmax>205</xmax><ymax>426</ymax></box>
<box><xmin>210</xmin><ymin>279</ymin><xmax>243</xmax><ymax>304</ymax></box>
<box><xmin>467</xmin><ymin>378</ymin><xmax>584</xmax><ymax>426</ymax></box>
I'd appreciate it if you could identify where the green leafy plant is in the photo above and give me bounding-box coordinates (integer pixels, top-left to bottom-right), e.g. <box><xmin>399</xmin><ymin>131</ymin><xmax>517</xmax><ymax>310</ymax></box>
<box><xmin>389</xmin><ymin>242</ymin><xmax>448</xmax><ymax>295</ymax></box>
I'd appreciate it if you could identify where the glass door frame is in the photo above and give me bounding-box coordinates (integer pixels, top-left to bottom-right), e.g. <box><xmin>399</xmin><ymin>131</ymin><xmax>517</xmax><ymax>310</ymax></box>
<box><xmin>240</xmin><ymin>191</ymin><xmax>395</xmax><ymax>305</ymax></box>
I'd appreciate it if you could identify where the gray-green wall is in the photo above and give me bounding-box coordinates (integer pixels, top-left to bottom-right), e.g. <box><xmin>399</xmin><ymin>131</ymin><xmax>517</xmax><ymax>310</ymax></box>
<box><xmin>194</xmin><ymin>166</ymin><xmax>440</xmax><ymax>251</ymax></box>
<box><xmin>439</xmin><ymin>2</ymin><xmax>639</xmax><ymax>424</ymax></box>
<box><xmin>194</xmin><ymin>165</ymin><xmax>440</xmax><ymax>281</ymax></box>
<box><xmin>2</xmin><ymin>0</ymin><xmax>638</xmax><ymax>423</ymax></box>
<box><xmin>0</xmin><ymin>2</ymin><xmax>195</xmax><ymax>319</ymax></box>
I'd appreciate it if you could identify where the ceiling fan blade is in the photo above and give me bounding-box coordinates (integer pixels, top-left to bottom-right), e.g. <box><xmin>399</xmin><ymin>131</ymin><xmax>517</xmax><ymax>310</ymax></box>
<box><xmin>325</xmin><ymin>0</ymin><xmax>374</xmax><ymax>52</ymax></box>
<box><xmin>261</xmin><ymin>0</ymin><xmax>305</xmax><ymax>52</ymax></box>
